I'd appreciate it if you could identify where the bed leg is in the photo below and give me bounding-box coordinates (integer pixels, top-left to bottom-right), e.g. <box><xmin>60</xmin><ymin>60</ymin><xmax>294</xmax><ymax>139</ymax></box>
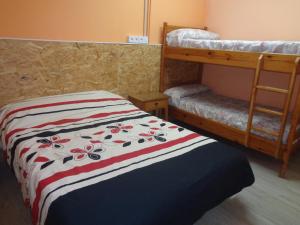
<box><xmin>279</xmin><ymin>151</ymin><xmax>290</xmax><ymax>178</ymax></box>
<box><xmin>279</xmin><ymin>164</ymin><xmax>287</xmax><ymax>178</ymax></box>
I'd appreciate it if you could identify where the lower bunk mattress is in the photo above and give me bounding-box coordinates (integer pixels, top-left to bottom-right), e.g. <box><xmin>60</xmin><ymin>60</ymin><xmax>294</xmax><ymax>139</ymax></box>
<box><xmin>168</xmin><ymin>90</ymin><xmax>291</xmax><ymax>143</ymax></box>
<box><xmin>0</xmin><ymin>91</ymin><xmax>254</xmax><ymax>225</ymax></box>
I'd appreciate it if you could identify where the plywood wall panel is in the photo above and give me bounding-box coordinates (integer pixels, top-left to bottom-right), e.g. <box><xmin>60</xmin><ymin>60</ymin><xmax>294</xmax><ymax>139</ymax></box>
<box><xmin>0</xmin><ymin>39</ymin><xmax>199</xmax><ymax>107</ymax></box>
<box><xmin>118</xmin><ymin>45</ymin><xmax>162</xmax><ymax>96</ymax></box>
<box><xmin>166</xmin><ymin>59</ymin><xmax>201</xmax><ymax>88</ymax></box>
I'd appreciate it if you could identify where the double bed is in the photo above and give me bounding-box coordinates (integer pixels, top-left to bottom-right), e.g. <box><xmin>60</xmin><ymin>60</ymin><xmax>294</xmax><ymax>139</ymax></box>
<box><xmin>0</xmin><ymin>90</ymin><xmax>254</xmax><ymax>225</ymax></box>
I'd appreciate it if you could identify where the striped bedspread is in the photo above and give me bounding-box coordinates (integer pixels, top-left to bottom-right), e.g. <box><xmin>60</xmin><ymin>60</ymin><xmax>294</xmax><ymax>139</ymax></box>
<box><xmin>0</xmin><ymin>91</ymin><xmax>216</xmax><ymax>225</ymax></box>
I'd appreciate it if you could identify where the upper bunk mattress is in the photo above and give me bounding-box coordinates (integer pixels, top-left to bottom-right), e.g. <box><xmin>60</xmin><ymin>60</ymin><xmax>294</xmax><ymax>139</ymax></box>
<box><xmin>167</xmin><ymin>34</ymin><xmax>300</xmax><ymax>55</ymax></box>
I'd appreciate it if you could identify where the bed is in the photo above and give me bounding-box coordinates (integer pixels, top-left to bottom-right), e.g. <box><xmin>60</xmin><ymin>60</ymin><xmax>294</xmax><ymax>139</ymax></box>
<box><xmin>160</xmin><ymin>23</ymin><xmax>300</xmax><ymax>177</ymax></box>
<box><xmin>0</xmin><ymin>91</ymin><xmax>254</xmax><ymax>225</ymax></box>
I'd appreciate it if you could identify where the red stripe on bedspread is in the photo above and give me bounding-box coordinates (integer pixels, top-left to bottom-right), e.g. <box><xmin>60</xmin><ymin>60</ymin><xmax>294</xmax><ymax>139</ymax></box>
<box><xmin>31</xmin><ymin>132</ymin><xmax>200</xmax><ymax>225</ymax></box>
<box><xmin>5</xmin><ymin>109</ymin><xmax>140</xmax><ymax>145</ymax></box>
<box><xmin>0</xmin><ymin>98</ymin><xmax>123</xmax><ymax>128</ymax></box>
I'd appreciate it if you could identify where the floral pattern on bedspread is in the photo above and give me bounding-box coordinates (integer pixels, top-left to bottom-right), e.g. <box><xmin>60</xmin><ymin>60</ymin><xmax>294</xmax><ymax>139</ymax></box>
<box><xmin>169</xmin><ymin>91</ymin><xmax>291</xmax><ymax>144</ymax></box>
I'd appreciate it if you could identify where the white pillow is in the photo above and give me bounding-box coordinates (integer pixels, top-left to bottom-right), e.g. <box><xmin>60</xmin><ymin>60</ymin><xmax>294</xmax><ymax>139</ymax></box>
<box><xmin>164</xmin><ymin>84</ymin><xmax>209</xmax><ymax>99</ymax></box>
<box><xmin>167</xmin><ymin>28</ymin><xmax>220</xmax><ymax>41</ymax></box>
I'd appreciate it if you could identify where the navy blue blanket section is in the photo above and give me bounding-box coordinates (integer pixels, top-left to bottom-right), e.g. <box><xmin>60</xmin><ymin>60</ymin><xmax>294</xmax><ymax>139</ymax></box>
<box><xmin>46</xmin><ymin>142</ymin><xmax>254</xmax><ymax>225</ymax></box>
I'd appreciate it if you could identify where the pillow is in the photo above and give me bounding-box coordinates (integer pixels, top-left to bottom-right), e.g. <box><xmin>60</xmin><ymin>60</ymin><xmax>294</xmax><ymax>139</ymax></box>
<box><xmin>167</xmin><ymin>28</ymin><xmax>220</xmax><ymax>41</ymax></box>
<box><xmin>164</xmin><ymin>84</ymin><xmax>209</xmax><ymax>99</ymax></box>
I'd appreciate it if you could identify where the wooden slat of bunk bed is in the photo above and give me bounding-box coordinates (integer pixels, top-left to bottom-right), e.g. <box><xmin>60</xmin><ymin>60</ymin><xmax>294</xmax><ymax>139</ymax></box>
<box><xmin>165</xmin><ymin>47</ymin><xmax>299</xmax><ymax>74</ymax></box>
<box><xmin>164</xmin><ymin>24</ymin><xmax>208</xmax><ymax>34</ymax></box>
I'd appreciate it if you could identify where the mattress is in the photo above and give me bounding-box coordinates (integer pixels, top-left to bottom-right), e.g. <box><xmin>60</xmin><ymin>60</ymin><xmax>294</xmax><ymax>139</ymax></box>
<box><xmin>167</xmin><ymin>34</ymin><xmax>300</xmax><ymax>55</ymax></box>
<box><xmin>168</xmin><ymin>91</ymin><xmax>291</xmax><ymax>143</ymax></box>
<box><xmin>0</xmin><ymin>91</ymin><xmax>254</xmax><ymax>225</ymax></box>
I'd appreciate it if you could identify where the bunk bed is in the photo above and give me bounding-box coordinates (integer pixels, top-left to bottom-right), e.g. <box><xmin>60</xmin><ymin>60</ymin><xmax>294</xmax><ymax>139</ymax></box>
<box><xmin>160</xmin><ymin>22</ymin><xmax>300</xmax><ymax>177</ymax></box>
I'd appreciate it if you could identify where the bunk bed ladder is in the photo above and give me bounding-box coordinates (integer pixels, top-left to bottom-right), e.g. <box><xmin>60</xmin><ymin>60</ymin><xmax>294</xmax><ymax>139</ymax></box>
<box><xmin>245</xmin><ymin>55</ymin><xmax>300</xmax><ymax>158</ymax></box>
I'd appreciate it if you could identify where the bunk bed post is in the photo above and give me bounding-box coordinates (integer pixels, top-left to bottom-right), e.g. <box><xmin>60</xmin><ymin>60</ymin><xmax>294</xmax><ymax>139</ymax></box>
<box><xmin>245</xmin><ymin>54</ymin><xmax>264</xmax><ymax>146</ymax></box>
<box><xmin>197</xmin><ymin>63</ymin><xmax>204</xmax><ymax>84</ymax></box>
<box><xmin>160</xmin><ymin>22</ymin><xmax>168</xmax><ymax>92</ymax></box>
<box><xmin>275</xmin><ymin>57</ymin><xmax>300</xmax><ymax>159</ymax></box>
<box><xmin>279</xmin><ymin>57</ymin><xmax>300</xmax><ymax>177</ymax></box>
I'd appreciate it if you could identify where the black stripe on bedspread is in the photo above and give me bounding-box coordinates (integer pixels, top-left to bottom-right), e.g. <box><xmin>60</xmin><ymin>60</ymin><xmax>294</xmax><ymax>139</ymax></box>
<box><xmin>1</xmin><ymin>102</ymin><xmax>132</xmax><ymax>134</ymax></box>
<box><xmin>45</xmin><ymin>142</ymin><xmax>254</xmax><ymax>225</ymax></box>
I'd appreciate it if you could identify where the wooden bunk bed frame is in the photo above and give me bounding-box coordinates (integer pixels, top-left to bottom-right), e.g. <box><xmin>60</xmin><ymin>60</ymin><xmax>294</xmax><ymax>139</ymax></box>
<box><xmin>160</xmin><ymin>22</ymin><xmax>300</xmax><ymax>177</ymax></box>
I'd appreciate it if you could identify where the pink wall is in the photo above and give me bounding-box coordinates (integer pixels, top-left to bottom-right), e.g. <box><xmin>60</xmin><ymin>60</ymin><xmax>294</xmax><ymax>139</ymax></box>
<box><xmin>0</xmin><ymin>0</ymin><xmax>144</xmax><ymax>42</ymax></box>
<box><xmin>150</xmin><ymin>0</ymin><xmax>205</xmax><ymax>43</ymax></box>
<box><xmin>0</xmin><ymin>0</ymin><xmax>205</xmax><ymax>43</ymax></box>
<box><xmin>203</xmin><ymin>0</ymin><xmax>300</xmax><ymax>109</ymax></box>
<box><xmin>204</xmin><ymin>0</ymin><xmax>300</xmax><ymax>40</ymax></box>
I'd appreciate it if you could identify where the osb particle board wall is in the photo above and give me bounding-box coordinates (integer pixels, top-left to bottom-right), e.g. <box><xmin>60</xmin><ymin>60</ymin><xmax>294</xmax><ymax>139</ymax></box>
<box><xmin>0</xmin><ymin>39</ymin><xmax>200</xmax><ymax>107</ymax></box>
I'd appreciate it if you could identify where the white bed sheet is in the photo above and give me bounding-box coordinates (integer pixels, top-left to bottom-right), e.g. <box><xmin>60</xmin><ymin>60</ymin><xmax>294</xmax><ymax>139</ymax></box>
<box><xmin>167</xmin><ymin>35</ymin><xmax>300</xmax><ymax>55</ymax></box>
